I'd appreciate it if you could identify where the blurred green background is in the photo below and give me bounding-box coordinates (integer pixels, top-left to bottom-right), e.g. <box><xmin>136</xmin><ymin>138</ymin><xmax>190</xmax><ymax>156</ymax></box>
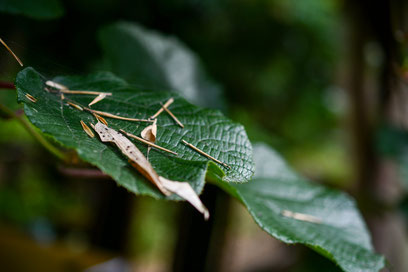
<box><xmin>1</xmin><ymin>0</ymin><xmax>408</xmax><ymax>271</ymax></box>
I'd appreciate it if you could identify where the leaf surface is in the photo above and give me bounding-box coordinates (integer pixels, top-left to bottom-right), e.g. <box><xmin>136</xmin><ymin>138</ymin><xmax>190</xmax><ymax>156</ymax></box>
<box><xmin>15</xmin><ymin>67</ymin><xmax>253</xmax><ymax>198</ymax></box>
<box><xmin>98</xmin><ymin>22</ymin><xmax>225</xmax><ymax>109</ymax></box>
<box><xmin>215</xmin><ymin>143</ymin><xmax>385</xmax><ymax>272</ymax></box>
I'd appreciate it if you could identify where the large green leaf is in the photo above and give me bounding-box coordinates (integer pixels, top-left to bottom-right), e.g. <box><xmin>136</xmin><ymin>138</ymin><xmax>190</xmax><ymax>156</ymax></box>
<box><xmin>0</xmin><ymin>0</ymin><xmax>63</xmax><ymax>19</ymax></box>
<box><xmin>214</xmin><ymin>143</ymin><xmax>385</xmax><ymax>272</ymax></box>
<box><xmin>98</xmin><ymin>22</ymin><xmax>225</xmax><ymax>109</ymax></box>
<box><xmin>15</xmin><ymin>67</ymin><xmax>253</xmax><ymax>199</ymax></box>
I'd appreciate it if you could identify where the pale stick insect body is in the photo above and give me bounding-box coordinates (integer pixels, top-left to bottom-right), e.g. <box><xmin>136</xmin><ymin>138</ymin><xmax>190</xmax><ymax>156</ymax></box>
<box><xmin>91</xmin><ymin>121</ymin><xmax>208</xmax><ymax>219</ymax></box>
<box><xmin>90</xmin><ymin>121</ymin><xmax>171</xmax><ymax>196</ymax></box>
<box><xmin>45</xmin><ymin>78</ymin><xmax>208</xmax><ymax>218</ymax></box>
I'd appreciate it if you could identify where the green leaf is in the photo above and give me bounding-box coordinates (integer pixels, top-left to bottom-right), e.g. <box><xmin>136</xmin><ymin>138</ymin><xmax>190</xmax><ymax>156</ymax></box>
<box><xmin>98</xmin><ymin>22</ymin><xmax>225</xmax><ymax>109</ymax></box>
<box><xmin>214</xmin><ymin>143</ymin><xmax>385</xmax><ymax>272</ymax></box>
<box><xmin>0</xmin><ymin>0</ymin><xmax>63</xmax><ymax>20</ymax></box>
<box><xmin>15</xmin><ymin>67</ymin><xmax>254</xmax><ymax>199</ymax></box>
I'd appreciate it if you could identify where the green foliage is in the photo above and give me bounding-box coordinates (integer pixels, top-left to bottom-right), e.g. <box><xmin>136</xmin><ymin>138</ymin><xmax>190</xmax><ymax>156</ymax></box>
<box><xmin>15</xmin><ymin>66</ymin><xmax>385</xmax><ymax>271</ymax></box>
<box><xmin>8</xmin><ymin>13</ymin><xmax>385</xmax><ymax>272</ymax></box>
<box><xmin>215</xmin><ymin>143</ymin><xmax>385</xmax><ymax>272</ymax></box>
<box><xmin>99</xmin><ymin>22</ymin><xmax>225</xmax><ymax>109</ymax></box>
<box><xmin>15</xmin><ymin>67</ymin><xmax>254</xmax><ymax>199</ymax></box>
<box><xmin>0</xmin><ymin>0</ymin><xmax>63</xmax><ymax>19</ymax></box>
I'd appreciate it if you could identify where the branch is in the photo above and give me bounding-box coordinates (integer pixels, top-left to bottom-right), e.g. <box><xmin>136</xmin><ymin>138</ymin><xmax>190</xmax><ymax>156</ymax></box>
<box><xmin>58</xmin><ymin>166</ymin><xmax>110</xmax><ymax>179</ymax></box>
<box><xmin>0</xmin><ymin>81</ymin><xmax>15</xmax><ymax>90</ymax></box>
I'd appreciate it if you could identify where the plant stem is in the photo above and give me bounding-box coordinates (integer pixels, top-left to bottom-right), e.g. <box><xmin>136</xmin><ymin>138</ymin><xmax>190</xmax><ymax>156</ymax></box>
<box><xmin>58</xmin><ymin>166</ymin><xmax>110</xmax><ymax>179</ymax></box>
<box><xmin>0</xmin><ymin>81</ymin><xmax>15</xmax><ymax>90</ymax></box>
<box><xmin>0</xmin><ymin>103</ymin><xmax>68</xmax><ymax>161</ymax></box>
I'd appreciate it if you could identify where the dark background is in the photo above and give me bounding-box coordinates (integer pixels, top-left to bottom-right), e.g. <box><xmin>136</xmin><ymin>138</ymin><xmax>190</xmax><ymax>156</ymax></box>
<box><xmin>1</xmin><ymin>0</ymin><xmax>408</xmax><ymax>271</ymax></box>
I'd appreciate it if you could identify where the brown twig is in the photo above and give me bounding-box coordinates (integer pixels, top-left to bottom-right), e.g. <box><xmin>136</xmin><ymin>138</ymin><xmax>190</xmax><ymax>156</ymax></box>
<box><xmin>85</xmin><ymin>108</ymin><xmax>152</xmax><ymax>123</ymax></box>
<box><xmin>67</xmin><ymin>101</ymin><xmax>83</xmax><ymax>111</ymax></box>
<box><xmin>181</xmin><ymin>139</ymin><xmax>230</xmax><ymax>169</ymax></box>
<box><xmin>58</xmin><ymin>166</ymin><xmax>110</xmax><ymax>179</ymax></box>
<box><xmin>25</xmin><ymin>93</ymin><xmax>37</xmax><ymax>103</ymax></box>
<box><xmin>45</xmin><ymin>80</ymin><xmax>111</xmax><ymax>97</ymax></box>
<box><xmin>61</xmin><ymin>90</ymin><xmax>112</xmax><ymax>96</ymax></box>
<box><xmin>160</xmin><ymin>102</ymin><xmax>184</xmax><ymax>128</ymax></box>
<box><xmin>93</xmin><ymin>113</ymin><xmax>108</xmax><ymax>126</ymax></box>
<box><xmin>150</xmin><ymin>98</ymin><xmax>174</xmax><ymax>119</ymax></box>
<box><xmin>0</xmin><ymin>38</ymin><xmax>23</xmax><ymax>66</ymax></box>
<box><xmin>80</xmin><ymin>120</ymin><xmax>95</xmax><ymax>138</ymax></box>
<box><xmin>119</xmin><ymin>129</ymin><xmax>178</xmax><ymax>156</ymax></box>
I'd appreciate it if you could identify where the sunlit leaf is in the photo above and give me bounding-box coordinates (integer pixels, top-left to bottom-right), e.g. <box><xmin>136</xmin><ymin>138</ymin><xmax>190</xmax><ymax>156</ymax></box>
<box><xmin>15</xmin><ymin>67</ymin><xmax>254</xmax><ymax>199</ymax></box>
